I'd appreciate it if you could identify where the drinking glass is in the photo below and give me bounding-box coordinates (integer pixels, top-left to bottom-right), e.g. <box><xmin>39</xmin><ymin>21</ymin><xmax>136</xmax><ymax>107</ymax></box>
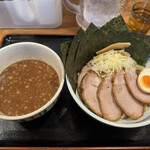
<box><xmin>127</xmin><ymin>2</ymin><xmax>150</xmax><ymax>34</ymax></box>
<box><xmin>63</xmin><ymin>0</ymin><xmax>124</xmax><ymax>30</ymax></box>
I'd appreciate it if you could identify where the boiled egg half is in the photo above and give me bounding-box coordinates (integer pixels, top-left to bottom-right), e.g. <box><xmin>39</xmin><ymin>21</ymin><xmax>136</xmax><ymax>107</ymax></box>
<box><xmin>138</xmin><ymin>68</ymin><xmax>150</xmax><ymax>93</ymax></box>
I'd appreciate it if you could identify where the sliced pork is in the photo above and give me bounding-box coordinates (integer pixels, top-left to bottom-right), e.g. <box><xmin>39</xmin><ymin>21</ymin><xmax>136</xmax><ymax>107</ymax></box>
<box><xmin>125</xmin><ymin>68</ymin><xmax>150</xmax><ymax>104</ymax></box>
<box><xmin>97</xmin><ymin>75</ymin><xmax>122</xmax><ymax>121</ymax></box>
<box><xmin>81</xmin><ymin>70</ymin><xmax>102</xmax><ymax>116</ymax></box>
<box><xmin>112</xmin><ymin>70</ymin><xmax>144</xmax><ymax>120</ymax></box>
<box><xmin>77</xmin><ymin>65</ymin><xmax>91</xmax><ymax>95</ymax></box>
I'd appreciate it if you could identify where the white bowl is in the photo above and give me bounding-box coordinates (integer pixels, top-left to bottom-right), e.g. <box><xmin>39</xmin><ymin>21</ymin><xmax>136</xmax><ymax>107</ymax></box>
<box><xmin>0</xmin><ymin>42</ymin><xmax>64</xmax><ymax>121</ymax></box>
<box><xmin>66</xmin><ymin>72</ymin><xmax>150</xmax><ymax>128</ymax></box>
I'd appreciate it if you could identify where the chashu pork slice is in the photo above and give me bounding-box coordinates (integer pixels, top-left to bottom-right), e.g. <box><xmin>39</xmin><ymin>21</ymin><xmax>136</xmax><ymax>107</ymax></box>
<box><xmin>81</xmin><ymin>70</ymin><xmax>102</xmax><ymax>117</ymax></box>
<box><xmin>112</xmin><ymin>70</ymin><xmax>144</xmax><ymax>120</ymax></box>
<box><xmin>125</xmin><ymin>68</ymin><xmax>150</xmax><ymax>104</ymax></box>
<box><xmin>97</xmin><ymin>75</ymin><xmax>123</xmax><ymax>121</ymax></box>
<box><xmin>77</xmin><ymin>65</ymin><xmax>92</xmax><ymax>95</ymax></box>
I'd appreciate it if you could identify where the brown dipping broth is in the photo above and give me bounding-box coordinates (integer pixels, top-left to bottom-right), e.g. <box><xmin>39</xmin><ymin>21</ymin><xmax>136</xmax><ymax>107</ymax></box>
<box><xmin>0</xmin><ymin>59</ymin><xmax>59</xmax><ymax>116</ymax></box>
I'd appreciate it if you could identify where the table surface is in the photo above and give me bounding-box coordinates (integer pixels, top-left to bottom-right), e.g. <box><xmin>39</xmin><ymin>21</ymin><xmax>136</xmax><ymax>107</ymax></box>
<box><xmin>0</xmin><ymin>1</ymin><xmax>150</xmax><ymax>149</ymax></box>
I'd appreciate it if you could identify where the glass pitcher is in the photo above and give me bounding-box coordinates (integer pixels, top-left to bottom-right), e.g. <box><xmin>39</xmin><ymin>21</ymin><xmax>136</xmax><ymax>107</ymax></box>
<box><xmin>63</xmin><ymin>0</ymin><xmax>125</xmax><ymax>30</ymax></box>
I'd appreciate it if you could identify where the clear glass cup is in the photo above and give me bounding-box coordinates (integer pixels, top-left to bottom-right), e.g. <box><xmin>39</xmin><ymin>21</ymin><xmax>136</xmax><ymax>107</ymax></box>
<box><xmin>126</xmin><ymin>2</ymin><xmax>150</xmax><ymax>34</ymax></box>
<box><xmin>62</xmin><ymin>0</ymin><xmax>124</xmax><ymax>30</ymax></box>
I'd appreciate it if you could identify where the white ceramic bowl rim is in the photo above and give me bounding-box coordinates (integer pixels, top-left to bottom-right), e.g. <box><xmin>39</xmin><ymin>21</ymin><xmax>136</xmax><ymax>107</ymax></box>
<box><xmin>0</xmin><ymin>42</ymin><xmax>64</xmax><ymax>120</ymax></box>
<box><xmin>66</xmin><ymin>76</ymin><xmax>150</xmax><ymax>128</ymax></box>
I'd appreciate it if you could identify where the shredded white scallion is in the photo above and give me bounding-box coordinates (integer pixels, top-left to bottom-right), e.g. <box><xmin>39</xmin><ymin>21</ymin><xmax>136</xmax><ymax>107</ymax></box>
<box><xmin>89</xmin><ymin>50</ymin><xmax>137</xmax><ymax>77</ymax></box>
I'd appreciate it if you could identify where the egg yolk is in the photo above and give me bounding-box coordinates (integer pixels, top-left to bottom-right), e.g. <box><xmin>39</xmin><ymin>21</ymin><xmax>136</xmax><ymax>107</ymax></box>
<box><xmin>141</xmin><ymin>75</ymin><xmax>150</xmax><ymax>88</ymax></box>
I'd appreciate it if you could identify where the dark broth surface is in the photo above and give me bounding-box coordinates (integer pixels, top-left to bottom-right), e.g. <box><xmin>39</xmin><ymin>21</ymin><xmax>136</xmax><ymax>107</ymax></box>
<box><xmin>0</xmin><ymin>59</ymin><xmax>59</xmax><ymax>116</ymax></box>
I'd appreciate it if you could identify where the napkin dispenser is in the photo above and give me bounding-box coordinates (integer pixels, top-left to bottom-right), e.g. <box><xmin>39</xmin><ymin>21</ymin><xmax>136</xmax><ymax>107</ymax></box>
<box><xmin>0</xmin><ymin>0</ymin><xmax>62</xmax><ymax>28</ymax></box>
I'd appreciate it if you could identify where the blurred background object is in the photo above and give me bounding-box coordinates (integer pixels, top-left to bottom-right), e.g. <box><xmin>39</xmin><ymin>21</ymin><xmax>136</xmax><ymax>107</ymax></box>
<box><xmin>126</xmin><ymin>2</ymin><xmax>150</xmax><ymax>34</ymax></box>
<box><xmin>63</xmin><ymin>0</ymin><xmax>123</xmax><ymax>30</ymax></box>
<box><xmin>0</xmin><ymin>0</ymin><xmax>62</xmax><ymax>28</ymax></box>
<box><xmin>121</xmin><ymin>0</ymin><xmax>150</xmax><ymax>22</ymax></box>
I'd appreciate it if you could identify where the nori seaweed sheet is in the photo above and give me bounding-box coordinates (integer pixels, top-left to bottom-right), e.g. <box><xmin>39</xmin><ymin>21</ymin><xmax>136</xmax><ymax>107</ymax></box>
<box><xmin>61</xmin><ymin>15</ymin><xmax>150</xmax><ymax>92</ymax></box>
<box><xmin>60</xmin><ymin>40</ymin><xmax>72</xmax><ymax>67</ymax></box>
<box><xmin>75</xmin><ymin>23</ymin><xmax>99</xmax><ymax>56</ymax></box>
<box><xmin>65</xmin><ymin>28</ymin><xmax>84</xmax><ymax>91</ymax></box>
<box><xmin>71</xmin><ymin>23</ymin><xmax>99</xmax><ymax>90</ymax></box>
